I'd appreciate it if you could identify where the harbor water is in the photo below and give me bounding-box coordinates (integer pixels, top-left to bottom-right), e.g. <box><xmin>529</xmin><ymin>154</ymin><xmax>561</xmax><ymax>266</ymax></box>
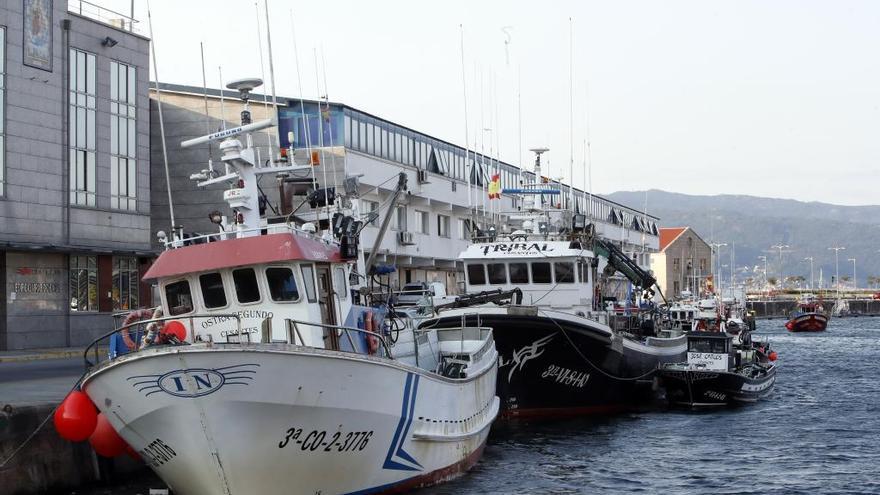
<box><xmin>75</xmin><ymin>317</ymin><xmax>880</xmax><ymax>495</ymax></box>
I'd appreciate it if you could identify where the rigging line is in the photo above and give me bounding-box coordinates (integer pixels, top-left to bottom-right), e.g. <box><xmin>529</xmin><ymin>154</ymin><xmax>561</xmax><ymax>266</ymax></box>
<box><xmin>288</xmin><ymin>9</ymin><xmax>316</xmax><ymax>193</ymax></box>
<box><xmin>537</xmin><ymin>308</ymin><xmax>659</xmax><ymax>382</ymax></box>
<box><xmin>262</xmin><ymin>0</ymin><xmax>280</xmax><ymax>160</ymax></box>
<box><xmin>147</xmin><ymin>0</ymin><xmax>175</xmax><ymax>238</ymax></box>
<box><xmin>0</xmin><ymin>369</ymin><xmax>89</xmax><ymax>468</ymax></box>
<box><xmin>314</xmin><ymin>48</ymin><xmax>331</xmax><ymax>227</ymax></box>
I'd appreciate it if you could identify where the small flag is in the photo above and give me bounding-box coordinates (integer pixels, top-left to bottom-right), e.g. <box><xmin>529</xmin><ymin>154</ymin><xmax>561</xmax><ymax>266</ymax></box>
<box><xmin>488</xmin><ymin>174</ymin><xmax>501</xmax><ymax>199</ymax></box>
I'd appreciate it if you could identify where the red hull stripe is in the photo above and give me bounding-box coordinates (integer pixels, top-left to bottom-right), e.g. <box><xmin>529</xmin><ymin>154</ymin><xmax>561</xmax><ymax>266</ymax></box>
<box><xmin>343</xmin><ymin>440</ymin><xmax>487</xmax><ymax>495</ymax></box>
<box><xmin>144</xmin><ymin>233</ymin><xmax>342</xmax><ymax>281</ymax></box>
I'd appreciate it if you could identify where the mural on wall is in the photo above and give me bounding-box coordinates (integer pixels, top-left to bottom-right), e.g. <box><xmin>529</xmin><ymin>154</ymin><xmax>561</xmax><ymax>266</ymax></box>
<box><xmin>23</xmin><ymin>0</ymin><xmax>53</xmax><ymax>71</ymax></box>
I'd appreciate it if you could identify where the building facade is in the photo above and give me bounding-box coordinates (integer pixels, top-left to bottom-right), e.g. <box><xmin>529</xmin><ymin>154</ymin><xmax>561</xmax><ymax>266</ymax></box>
<box><xmin>650</xmin><ymin>227</ymin><xmax>712</xmax><ymax>299</ymax></box>
<box><xmin>150</xmin><ymin>84</ymin><xmax>660</xmax><ymax>295</ymax></box>
<box><xmin>0</xmin><ymin>2</ymin><xmax>151</xmax><ymax>350</ymax></box>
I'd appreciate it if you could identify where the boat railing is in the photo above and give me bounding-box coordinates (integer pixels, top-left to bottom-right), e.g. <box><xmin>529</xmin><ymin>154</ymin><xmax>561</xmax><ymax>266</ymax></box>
<box><xmin>284</xmin><ymin>318</ymin><xmax>394</xmax><ymax>359</ymax></box>
<box><xmin>434</xmin><ymin>326</ymin><xmax>494</xmax><ymax>363</ymax></box>
<box><xmin>84</xmin><ymin>312</ymin><xmax>244</xmax><ymax>368</ymax></box>
<box><xmin>161</xmin><ymin>223</ymin><xmax>335</xmax><ymax>249</ymax></box>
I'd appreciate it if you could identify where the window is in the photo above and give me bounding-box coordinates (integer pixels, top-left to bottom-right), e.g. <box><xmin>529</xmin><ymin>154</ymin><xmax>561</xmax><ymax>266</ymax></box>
<box><xmin>361</xmin><ymin>199</ymin><xmax>379</xmax><ymax>226</ymax></box>
<box><xmin>110</xmin><ymin>61</ymin><xmax>137</xmax><ymax>210</ymax></box>
<box><xmin>459</xmin><ymin>218</ymin><xmax>471</xmax><ymax>240</ymax></box>
<box><xmin>199</xmin><ymin>273</ymin><xmax>227</xmax><ymax>309</ymax></box>
<box><xmin>0</xmin><ymin>27</ymin><xmax>5</xmax><ymax>196</ymax></box>
<box><xmin>165</xmin><ymin>280</ymin><xmax>194</xmax><ymax>315</ymax></box>
<box><xmin>487</xmin><ymin>263</ymin><xmax>508</xmax><ymax>285</ymax></box>
<box><xmin>437</xmin><ymin>215</ymin><xmax>450</xmax><ymax>237</ymax></box>
<box><xmin>266</xmin><ymin>267</ymin><xmax>299</xmax><ymax>302</ymax></box>
<box><xmin>700</xmin><ymin>258</ymin><xmax>707</xmax><ymax>272</ymax></box>
<box><xmin>300</xmin><ymin>265</ymin><xmax>317</xmax><ymax>303</ymax></box>
<box><xmin>673</xmin><ymin>258</ymin><xmax>680</xmax><ymax>272</ymax></box>
<box><xmin>395</xmin><ymin>205</ymin><xmax>407</xmax><ymax>231</ymax></box>
<box><xmin>415</xmin><ymin>210</ymin><xmax>429</xmax><ymax>234</ymax></box>
<box><xmin>577</xmin><ymin>261</ymin><xmax>590</xmax><ymax>285</ymax></box>
<box><xmin>112</xmin><ymin>257</ymin><xmax>139</xmax><ymax>310</ymax></box>
<box><xmin>509</xmin><ymin>263</ymin><xmax>529</xmax><ymax>284</ymax></box>
<box><xmin>70</xmin><ymin>255</ymin><xmax>97</xmax><ymax>312</ymax></box>
<box><xmin>69</xmin><ymin>49</ymin><xmax>96</xmax><ymax>206</ymax></box>
<box><xmin>467</xmin><ymin>264</ymin><xmax>486</xmax><ymax>285</ymax></box>
<box><xmin>334</xmin><ymin>267</ymin><xmax>347</xmax><ymax>300</ymax></box>
<box><xmin>531</xmin><ymin>262</ymin><xmax>552</xmax><ymax>284</ymax></box>
<box><xmin>233</xmin><ymin>268</ymin><xmax>261</xmax><ymax>303</ymax></box>
<box><xmin>674</xmin><ymin>281</ymin><xmax>681</xmax><ymax>295</ymax></box>
<box><xmin>555</xmin><ymin>262</ymin><xmax>575</xmax><ymax>284</ymax></box>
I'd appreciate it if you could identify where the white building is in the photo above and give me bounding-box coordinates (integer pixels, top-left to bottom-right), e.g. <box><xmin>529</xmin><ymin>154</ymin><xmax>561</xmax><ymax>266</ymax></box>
<box><xmin>150</xmin><ymin>85</ymin><xmax>659</xmax><ymax>294</ymax></box>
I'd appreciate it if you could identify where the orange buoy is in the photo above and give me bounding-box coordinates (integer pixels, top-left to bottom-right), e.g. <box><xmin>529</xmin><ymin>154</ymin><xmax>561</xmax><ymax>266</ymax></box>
<box><xmin>162</xmin><ymin>320</ymin><xmax>187</xmax><ymax>341</ymax></box>
<box><xmin>89</xmin><ymin>413</ymin><xmax>127</xmax><ymax>457</ymax></box>
<box><xmin>53</xmin><ymin>391</ymin><xmax>98</xmax><ymax>442</ymax></box>
<box><xmin>769</xmin><ymin>351</ymin><xmax>778</xmax><ymax>361</ymax></box>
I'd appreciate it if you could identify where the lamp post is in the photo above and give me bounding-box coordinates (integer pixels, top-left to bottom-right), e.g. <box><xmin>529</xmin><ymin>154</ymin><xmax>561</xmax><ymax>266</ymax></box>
<box><xmin>803</xmin><ymin>257</ymin><xmax>814</xmax><ymax>291</ymax></box>
<box><xmin>770</xmin><ymin>244</ymin><xmax>790</xmax><ymax>282</ymax></box>
<box><xmin>828</xmin><ymin>246</ymin><xmax>845</xmax><ymax>297</ymax></box>
<box><xmin>848</xmin><ymin>258</ymin><xmax>856</xmax><ymax>290</ymax></box>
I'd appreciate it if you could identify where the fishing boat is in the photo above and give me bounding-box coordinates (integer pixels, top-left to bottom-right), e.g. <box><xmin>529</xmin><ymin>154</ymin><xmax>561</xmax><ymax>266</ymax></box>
<box><xmin>419</xmin><ymin>150</ymin><xmax>687</xmax><ymax>419</ymax></box>
<box><xmin>785</xmin><ymin>294</ymin><xmax>828</xmax><ymax>332</ymax></box>
<box><xmin>62</xmin><ymin>79</ymin><xmax>499</xmax><ymax>495</ymax></box>
<box><xmin>659</xmin><ymin>330</ymin><xmax>777</xmax><ymax>407</ymax></box>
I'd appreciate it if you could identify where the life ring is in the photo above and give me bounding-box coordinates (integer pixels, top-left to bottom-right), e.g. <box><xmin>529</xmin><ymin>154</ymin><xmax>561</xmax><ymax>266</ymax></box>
<box><xmin>120</xmin><ymin>308</ymin><xmax>159</xmax><ymax>350</ymax></box>
<box><xmin>364</xmin><ymin>310</ymin><xmax>379</xmax><ymax>355</ymax></box>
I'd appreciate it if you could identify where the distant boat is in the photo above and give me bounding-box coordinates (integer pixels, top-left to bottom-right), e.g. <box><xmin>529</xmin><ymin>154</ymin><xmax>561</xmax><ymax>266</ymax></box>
<box><xmin>785</xmin><ymin>294</ymin><xmax>828</xmax><ymax>332</ymax></box>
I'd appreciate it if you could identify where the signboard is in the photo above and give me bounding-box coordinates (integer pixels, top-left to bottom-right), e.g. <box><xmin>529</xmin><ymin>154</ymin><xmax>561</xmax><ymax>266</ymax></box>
<box><xmin>23</xmin><ymin>0</ymin><xmax>53</xmax><ymax>71</ymax></box>
<box><xmin>687</xmin><ymin>352</ymin><xmax>728</xmax><ymax>371</ymax></box>
<box><xmin>6</xmin><ymin>253</ymin><xmax>67</xmax><ymax>313</ymax></box>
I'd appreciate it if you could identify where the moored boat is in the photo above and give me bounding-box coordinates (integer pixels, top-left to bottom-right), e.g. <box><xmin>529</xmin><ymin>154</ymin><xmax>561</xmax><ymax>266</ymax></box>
<box><xmin>659</xmin><ymin>331</ymin><xmax>777</xmax><ymax>407</ymax></box>
<box><xmin>63</xmin><ymin>79</ymin><xmax>499</xmax><ymax>495</ymax></box>
<box><xmin>786</xmin><ymin>295</ymin><xmax>828</xmax><ymax>332</ymax></box>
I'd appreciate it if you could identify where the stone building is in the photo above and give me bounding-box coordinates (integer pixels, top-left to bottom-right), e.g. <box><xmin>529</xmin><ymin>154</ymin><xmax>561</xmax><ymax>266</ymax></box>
<box><xmin>0</xmin><ymin>1</ymin><xmax>151</xmax><ymax>350</ymax></box>
<box><xmin>650</xmin><ymin>227</ymin><xmax>712</xmax><ymax>299</ymax></box>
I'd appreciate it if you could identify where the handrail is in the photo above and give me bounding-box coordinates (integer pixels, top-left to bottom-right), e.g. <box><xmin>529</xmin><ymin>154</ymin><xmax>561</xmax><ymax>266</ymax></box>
<box><xmin>83</xmin><ymin>313</ymin><xmax>243</xmax><ymax>368</ymax></box>
<box><xmin>284</xmin><ymin>318</ymin><xmax>393</xmax><ymax>359</ymax></box>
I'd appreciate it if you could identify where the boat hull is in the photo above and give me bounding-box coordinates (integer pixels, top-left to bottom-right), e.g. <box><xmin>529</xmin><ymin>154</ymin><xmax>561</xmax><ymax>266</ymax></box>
<box><xmin>785</xmin><ymin>312</ymin><xmax>828</xmax><ymax>332</ymax></box>
<box><xmin>426</xmin><ymin>311</ymin><xmax>686</xmax><ymax>419</ymax></box>
<box><xmin>81</xmin><ymin>344</ymin><xmax>498</xmax><ymax>495</ymax></box>
<box><xmin>659</xmin><ymin>364</ymin><xmax>777</xmax><ymax>407</ymax></box>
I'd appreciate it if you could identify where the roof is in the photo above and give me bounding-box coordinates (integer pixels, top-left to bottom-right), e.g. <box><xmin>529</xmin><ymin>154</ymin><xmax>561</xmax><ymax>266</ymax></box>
<box><xmin>143</xmin><ymin>233</ymin><xmax>342</xmax><ymax>281</ymax></box>
<box><xmin>658</xmin><ymin>227</ymin><xmax>688</xmax><ymax>251</ymax></box>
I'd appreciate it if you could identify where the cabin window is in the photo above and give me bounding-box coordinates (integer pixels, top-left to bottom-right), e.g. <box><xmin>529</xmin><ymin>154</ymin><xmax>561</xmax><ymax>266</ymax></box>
<box><xmin>487</xmin><ymin>263</ymin><xmax>508</xmax><ymax>285</ymax></box>
<box><xmin>199</xmin><ymin>273</ymin><xmax>227</xmax><ymax>309</ymax></box>
<box><xmin>531</xmin><ymin>262</ymin><xmax>552</xmax><ymax>284</ymax></box>
<box><xmin>466</xmin><ymin>264</ymin><xmax>486</xmax><ymax>285</ymax></box>
<box><xmin>334</xmin><ymin>267</ymin><xmax>348</xmax><ymax>300</ymax></box>
<box><xmin>555</xmin><ymin>262</ymin><xmax>575</xmax><ymax>284</ymax></box>
<box><xmin>509</xmin><ymin>263</ymin><xmax>529</xmax><ymax>284</ymax></box>
<box><xmin>300</xmin><ymin>265</ymin><xmax>318</xmax><ymax>303</ymax></box>
<box><xmin>577</xmin><ymin>261</ymin><xmax>589</xmax><ymax>284</ymax></box>
<box><xmin>266</xmin><ymin>267</ymin><xmax>300</xmax><ymax>302</ymax></box>
<box><xmin>232</xmin><ymin>268</ymin><xmax>261</xmax><ymax>304</ymax></box>
<box><xmin>165</xmin><ymin>280</ymin><xmax>193</xmax><ymax>315</ymax></box>
<box><xmin>688</xmin><ymin>338</ymin><xmax>728</xmax><ymax>354</ymax></box>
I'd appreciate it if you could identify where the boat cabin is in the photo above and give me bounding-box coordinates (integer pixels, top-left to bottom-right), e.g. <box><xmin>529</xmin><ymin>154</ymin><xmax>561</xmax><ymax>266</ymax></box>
<box><xmin>459</xmin><ymin>240</ymin><xmax>597</xmax><ymax>314</ymax></box>
<box><xmin>685</xmin><ymin>331</ymin><xmax>733</xmax><ymax>371</ymax></box>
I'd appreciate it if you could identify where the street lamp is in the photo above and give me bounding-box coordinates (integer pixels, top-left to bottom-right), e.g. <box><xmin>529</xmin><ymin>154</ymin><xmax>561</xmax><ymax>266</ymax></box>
<box><xmin>803</xmin><ymin>257</ymin><xmax>814</xmax><ymax>291</ymax></box>
<box><xmin>848</xmin><ymin>258</ymin><xmax>856</xmax><ymax>290</ymax></box>
<box><xmin>770</xmin><ymin>244</ymin><xmax>790</xmax><ymax>281</ymax></box>
<box><xmin>828</xmin><ymin>245</ymin><xmax>845</xmax><ymax>297</ymax></box>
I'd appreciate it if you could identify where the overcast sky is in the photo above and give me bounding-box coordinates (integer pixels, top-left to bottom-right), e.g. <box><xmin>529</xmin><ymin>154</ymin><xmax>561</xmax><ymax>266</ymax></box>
<box><xmin>115</xmin><ymin>0</ymin><xmax>879</xmax><ymax>206</ymax></box>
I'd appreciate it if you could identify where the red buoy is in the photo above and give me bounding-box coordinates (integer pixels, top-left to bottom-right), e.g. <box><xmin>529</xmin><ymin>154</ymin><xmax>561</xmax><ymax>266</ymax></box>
<box><xmin>89</xmin><ymin>413</ymin><xmax>127</xmax><ymax>458</ymax></box>
<box><xmin>162</xmin><ymin>320</ymin><xmax>187</xmax><ymax>341</ymax></box>
<box><xmin>53</xmin><ymin>391</ymin><xmax>98</xmax><ymax>442</ymax></box>
<box><xmin>769</xmin><ymin>351</ymin><xmax>778</xmax><ymax>361</ymax></box>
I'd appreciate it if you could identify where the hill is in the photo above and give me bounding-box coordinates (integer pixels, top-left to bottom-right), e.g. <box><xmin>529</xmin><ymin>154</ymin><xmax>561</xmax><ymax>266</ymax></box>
<box><xmin>604</xmin><ymin>190</ymin><xmax>880</xmax><ymax>288</ymax></box>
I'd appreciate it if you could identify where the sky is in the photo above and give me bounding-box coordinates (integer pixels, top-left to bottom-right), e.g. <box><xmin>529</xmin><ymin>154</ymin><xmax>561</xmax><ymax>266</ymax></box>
<box><xmin>112</xmin><ymin>0</ymin><xmax>880</xmax><ymax>205</ymax></box>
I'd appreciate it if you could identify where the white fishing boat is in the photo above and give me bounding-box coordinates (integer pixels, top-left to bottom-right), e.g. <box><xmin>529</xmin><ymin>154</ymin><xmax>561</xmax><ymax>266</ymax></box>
<box><xmin>73</xmin><ymin>78</ymin><xmax>498</xmax><ymax>495</ymax></box>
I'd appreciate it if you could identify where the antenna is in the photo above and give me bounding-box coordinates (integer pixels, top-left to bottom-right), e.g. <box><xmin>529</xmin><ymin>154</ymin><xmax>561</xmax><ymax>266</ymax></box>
<box><xmin>199</xmin><ymin>42</ymin><xmax>214</xmax><ymax>175</ymax></box>
<box><xmin>147</xmin><ymin>1</ymin><xmax>176</xmax><ymax>240</ymax></box>
<box><xmin>261</xmin><ymin>0</ymin><xmax>280</xmax><ymax>160</ymax></box>
<box><xmin>218</xmin><ymin>66</ymin><xmax>227</xmax><ymax>130</ymax></box>
<box><xmin>254</xmin><ymin>2</ymin><xmax>271</xmax><ymax>160</ymax></box>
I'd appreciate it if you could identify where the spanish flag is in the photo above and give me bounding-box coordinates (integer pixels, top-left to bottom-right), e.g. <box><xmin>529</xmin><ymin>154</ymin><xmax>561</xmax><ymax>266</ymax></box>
<box><xmin>488</xmin><ymin>174</ymin><xmax>501</xmax><ymax>199</ymax></box>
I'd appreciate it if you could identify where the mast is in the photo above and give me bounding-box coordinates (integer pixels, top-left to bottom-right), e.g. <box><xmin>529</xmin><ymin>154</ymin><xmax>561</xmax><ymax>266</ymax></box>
<box><xmin>459</xmin><ymin>25</ymin><xmax>471</xmax><ymax>212</ymax></box>
<box><xmin>262</xmin><ymin>0</ymin><xmax>280</xmax><ymax>159</ymax></box>
<box><xmin>568</xmin><ymin>17</ymin><xmax>574</xmax><ymax>211</ymax></box>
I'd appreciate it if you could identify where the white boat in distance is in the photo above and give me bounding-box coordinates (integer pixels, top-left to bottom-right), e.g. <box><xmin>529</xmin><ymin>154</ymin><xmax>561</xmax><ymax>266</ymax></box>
<box><xmin>79</xmin><ymin>78</ymin><xmax>498</xmax><ymax>495</ymax></box>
